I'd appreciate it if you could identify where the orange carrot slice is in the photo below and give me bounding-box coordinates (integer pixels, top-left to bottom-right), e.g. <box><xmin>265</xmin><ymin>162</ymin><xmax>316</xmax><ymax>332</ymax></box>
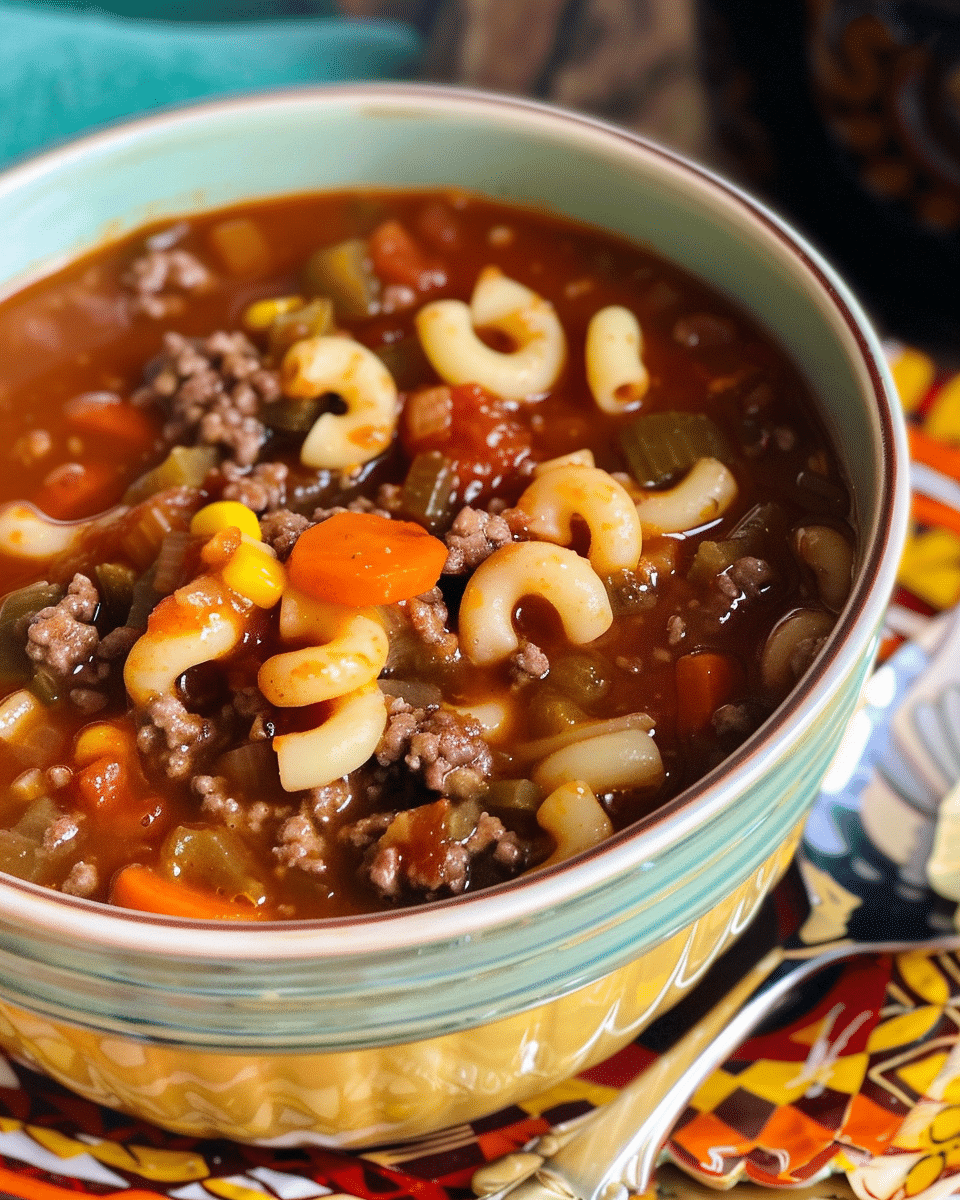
<box><xmin>64</xmin><ymin>393</ymin><xmax>159</xmax><ymax>454</ymax></box>
<box><xmin>288</xmin><ymin>511</ymin><xmax>448</xmax><ymax>606</ymax></box>
<box><xmin>110</xmin><ymin>864</ymin><xmax>262</xmax><ymax>921</ymax></box>
<box><xmin>675</xmin><ymin>652</ymin><xmax>738</xmax><ymax>737</ymax></box>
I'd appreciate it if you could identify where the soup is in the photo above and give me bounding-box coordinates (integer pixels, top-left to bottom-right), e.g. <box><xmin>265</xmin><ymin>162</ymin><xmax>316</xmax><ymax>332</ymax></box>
<box><xmin>0</xmin><ymin>189</ymin><xmax>854</xmax><ymax>919</ymax></box>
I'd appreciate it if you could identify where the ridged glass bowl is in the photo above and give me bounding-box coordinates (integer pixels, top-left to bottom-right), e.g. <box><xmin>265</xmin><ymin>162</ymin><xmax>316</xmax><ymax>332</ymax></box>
<box><xmin>0</xmin><ymin>84</ymin><xmax>909</xmax><ymax>1146</ymax></box>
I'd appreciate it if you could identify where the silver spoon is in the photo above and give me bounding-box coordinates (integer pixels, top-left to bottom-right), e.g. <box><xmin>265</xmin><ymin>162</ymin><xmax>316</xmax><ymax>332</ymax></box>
<box><xmin>472</xmin><ymin>910</ymin><xmax>960</xmax><ymax>1200</ymax></box>
<box><xmin>472</xmin><ymin>608</ymin><xmax>960</xmax><ymax>1200</ymax></box>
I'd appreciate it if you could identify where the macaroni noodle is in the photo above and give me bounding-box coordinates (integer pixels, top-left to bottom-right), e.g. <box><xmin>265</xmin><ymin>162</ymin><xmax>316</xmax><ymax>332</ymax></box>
<box><xmin>416</xmin><ymin>266</ymin><xmax>566</xmax><ymax>400</ymax></box>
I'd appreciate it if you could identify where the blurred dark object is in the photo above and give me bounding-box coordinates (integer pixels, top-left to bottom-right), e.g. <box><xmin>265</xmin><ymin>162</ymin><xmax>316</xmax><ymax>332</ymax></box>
<box><xmin>697</xmin><ymin>0</ymin><xmax>960</xmax><ymax>351</ymax></box>
<box><xmin>340</xmin><ymin>0</ymin><xmax>712</xmax><ymax>160</ymax></box>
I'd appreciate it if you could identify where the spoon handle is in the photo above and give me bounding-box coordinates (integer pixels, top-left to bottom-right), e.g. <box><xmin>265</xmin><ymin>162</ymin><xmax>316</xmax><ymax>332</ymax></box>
<box><xmin>484</xmin><ymin>932</ymin><xmax>960</xmax><ymax>1200</ymax></box>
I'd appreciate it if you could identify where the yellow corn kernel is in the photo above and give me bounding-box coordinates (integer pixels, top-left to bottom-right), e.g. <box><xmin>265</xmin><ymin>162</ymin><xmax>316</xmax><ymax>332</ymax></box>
<box><xmin>898</xmin><ymin>527</ymin><xmax>960</xmax><ymax>610</ymax></box>
<box><xmin>926</xmin><ymin>373</ymin><xmax>960</xmax><ymax>442</ymax></box>
<box><xmin>889</xmin><ymin>345</ymin><xmax>935</xmax><ymax>414</ymax></box>
<box><xmin>222</xmin><ymin>541</ymin><xmax>286</xmax><ymax>608</ymax></box>
<box><xmin>191</xmin><ymin>501</ymin><xmax>261</xmax><ymax>542</ymax></box>
<box><xmin>243</xmin><ymin>295</ymin><xmax>304</xmax><ymax>331</ymax></box>
<box><xmin>74</xmin><ymin>721</ymin><xmax>134</xmax><ymax>768</ymax></box>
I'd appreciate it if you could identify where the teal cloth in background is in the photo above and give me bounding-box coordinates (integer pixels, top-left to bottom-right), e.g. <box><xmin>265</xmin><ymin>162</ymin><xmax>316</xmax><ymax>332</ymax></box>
<box><xmin>0</xmin><ymin>2</ymin><xmax>422</xmax><ymax>164</ymax></box>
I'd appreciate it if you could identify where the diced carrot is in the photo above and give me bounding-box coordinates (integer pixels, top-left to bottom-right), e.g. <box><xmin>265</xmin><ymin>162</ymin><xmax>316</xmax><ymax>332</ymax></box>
<box><xmin>64</xmin><ymin>393</ymin><xmax>159</xmax><ymax>454</ymax></box>
<box><xmin>288</xmin><ymin>511</ymin><xmax>448</xmax><ymax>606</ymax></box>
<box><xmin>33</xmin><ymin>460</ymin><xmax>124</xmax><ymax>520</ymax></box>
<box><xmin>110</xmin><ymin>864</ymin><xmax>263</xmax><ymax>920</ymax></box>
<box><xmin>368</xmin><ymin>219</ymin><xmax>443</xmax><ymax>290</ymax></box>
<box><xmin>75</xmin><ymin>756</ymin><xmax>130</xmax><ymax>813</ymax></box>
<box><xmin>912</xmin><ymin>492</ymin><xmax>960</xmax><ymax>539</ymax></box>
<box><xmin>675</xmin><ymin>652</ymin><xmax>738</xmax><ymax>737</ymax></box>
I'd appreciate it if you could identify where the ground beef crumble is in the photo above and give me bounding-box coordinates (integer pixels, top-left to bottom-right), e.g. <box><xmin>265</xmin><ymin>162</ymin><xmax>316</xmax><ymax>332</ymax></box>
<box><xmin>344</xmin><ymin>799</ymin><xmax>525</xmax><ymax>901</ymax></box>
<box><xmin>133</xmin><ymin>330</ymin><xmax>280</xmax><ymax>466</ymax></box>
<box><xmin>218</xmin><ymin>460</ymin><xmax>289</xmax><ymax>513</ymax></box>
<box><xmin>25</xmin><ymin>575</ymin><xmax>137</xmax><ymax>713</ymax></box>
<box><xmin>136</xmin><ymin>694</ymin><xmax>226</xmax><ymax>780</ymax></box>
<box><xmin>125</xmin><ymin>246</ymin><xmax>212</xmax><ymax>319</ymax></box>
<box><xmin>442</xmin><ymin>505</ymin><xmax>528</xmax><ymax>573</ymax></box>
<box><xmin>404</xmin><ymin>587</ymin><xmax>458</xmax><ymax>660</ymax></box>
<box><xmin>259</xmin><ymin>508</ymin><xmax>310</xmax><ymax>560</ymax></box>
<box><xmin>376</xmin><ymin>696</ymin><xmax>493</xmax><ymax>798</ymax></box>
<box><xmin>510</xmin><ymin>640</ymin><xmax>550</xmax><ymax>684</ymax></box>
<box><xmin>273</xmin><ymin>808</ymin><xmax>328</xmax><ymax>875</ymax></box>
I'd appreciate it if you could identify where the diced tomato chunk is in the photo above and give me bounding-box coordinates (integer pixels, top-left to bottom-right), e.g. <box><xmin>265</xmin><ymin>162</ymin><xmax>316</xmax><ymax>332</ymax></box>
<box><xmin>402</xmin><ymin>383</ymin><xmax>532</xmax><ymax>502</ymax></box>
<box><xmin>368</xmin><ymin>220</ymin><xmax>446</xmax><ymax>291</ymax></box>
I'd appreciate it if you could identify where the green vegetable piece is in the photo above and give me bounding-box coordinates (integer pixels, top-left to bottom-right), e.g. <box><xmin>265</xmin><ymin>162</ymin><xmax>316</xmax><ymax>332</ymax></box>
<box><xmin>528</xmin><ymin>688</ymin><xmax>588</xmax><ymax>738</ymax></box>
<box><xmin>400</xmin><ymin>451</ymin><xmax>456</xmax><ymax>532</ymax></box>
<box><xmin>160</xmin><ymin>825</ymin><xmax>267</xmax><ymax>908</ymax></box>
<box><xmin>268</xmin><ymin>297</ymin><xmax>334</xmax><ymax>357</ymax></box>
<box><xmin>619</xmin><ymin>411</ymin><xmax>731</xmax><ymax>487</ymax></box>
<box><xmin>550</xmin><ymin>653</ymin><xmax>612</xmax><ymax>708</ymax></box>
<box><xmin>216</xmin><ymin>741</ymin><xmax>280</xmax><ymax>795</ymax></box>
<box><xmin>375</xmin><ymin>336</ymin><xmax>432</xmax><ymax>391</ymax></box>
<box><xmin>0</xmin><ymin>829</ymin><xmax>42</xmax><ymax>881</ymax></box>
<box><xmin>0</xmin><ymin>582</ymin><xmax>64</xmax><ymax>687</ymax></box>
<box><xmin>126</xmin><ymin>564</ymin><xmax>160</xmax><ymax>631</ymax></box>
<box><xmin>30</xmin><ymin>668</ymin><xmax>61</xmax><ymax>706</ymax></box>
<box><xmin>94</xmin><ymin>563</ymin><xmax>136</xmax><ymax>628</ymax></box>
<box><xmin>305</xmin><ymin>238</ymin><xmax>380</xmax><ymax>319</ymax></box>
<box><xmin>687</xmin><ymin>502</ymin><xmax>787</xmax><ymax>586</ymax></box>
<box><xmin>13</xmin><ymin>795</ymin><xmax>62</xmax><ymax>842</ymax></box>
<box><xmin>485</xmin><ymin>779</ymin><xmax>543</xmax><ymax>812</ymax></box>
<box><xmin>123</xmin><ymin>445</ymin><xmax>219</xmax><ymax>505</ymax></box>
<box><xmin>262</xmin><ymin>394</ymin><xmax>323</xmax><ymax>435</ymax></box>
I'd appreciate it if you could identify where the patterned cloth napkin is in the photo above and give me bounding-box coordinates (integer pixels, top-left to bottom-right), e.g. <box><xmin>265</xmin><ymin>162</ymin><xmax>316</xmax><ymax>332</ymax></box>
<box><xmin>0</xmin><ymin>1</ymin><xmax>421</xmax><ymax>166</ymax></box>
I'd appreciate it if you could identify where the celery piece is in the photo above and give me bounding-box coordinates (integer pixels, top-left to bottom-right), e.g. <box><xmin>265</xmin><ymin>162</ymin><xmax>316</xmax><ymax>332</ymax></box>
<box><xmin>13</xmin><ymin>795</ymin><xmax>62</xmax><ymax>842</ymax></box>
<box><xmin>29</xmin><ymin>667</ymin><xmax>60</xmax><ymax>707</ymax></box>
<box><xmin>618</xmin><ymin>411</ymin><xmax>731</xmax><ymax>487</ymax></box>
<box><xmin>304</xmin><ymin>238</ymin><xmax>380</xmax><ymax>319</ymax></box>
<box><xmin>400</xmin><ymin>451</ymin><xmax>456</xmax><ymax>532</ymax></box>
<box><xmin>268</xmin><ymin>297</ymin><xmax>334</xmax><ymax>357</ymax></box>
<box><xmin>262</xmin><ymin>394</ymin><xmax>323</xmax><ymax>435</ymax></box>
<box><xmin>687</xmin><ymin>502</ymin><xmax>786</xmax><ymax>585</ymax></box>
<box><xmin>123</xmin><ymin>445</ymin><xmax>219</xmax><ymax>505</ymax></box>
<box><xmin>126</xmin><ymin>565</ymin><xmax>160</xmax><ymax>631</ymax></box>
<box><xmin>216</xmin><ymin>741</ymin><xmax>280</xmax><ymax>794</ymax></box>
<box><xmin>485</xmin><ymin>779</ymin><xmax>543</xmax><ymax>812</ymax></box>
<box><xmin>550</xmin><ymin>653</ymin><xmax>612</xmax><ymax>708</ymax></box>
<box><xmin>160</xmin><ymin>825</ymin><xmax>267</xmax><ymax>908</ymax></box>
<box><xmin>94</xmin><ymin>563</ymin><xmax>136</xmax><ymax>628</ymax></box>
<box><xmin>0</xmin><ymin>582</ymin><xmax>64</xmax><ymax>686</ymax></box>
<box><xmin>375</xmin><ymin>336</ymin><xmax>432</xmax><ymax>391</ymax></box>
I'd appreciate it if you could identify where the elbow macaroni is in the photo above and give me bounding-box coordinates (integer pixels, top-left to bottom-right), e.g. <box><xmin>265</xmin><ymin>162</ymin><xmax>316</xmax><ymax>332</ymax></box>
<box><xmin>635</xmin><ymin>456</ymin><xmax>738</xmax><ymax>535</ymax></box>
<box><xmin>259</xmin><ymin>588</ymin><xmax>389</xmax><ymax>791</ymax></box>
<box><xmin>274</xmin><ymin>681</ymin><xmax>388</xmax><ymax>793</ymax></box>
<box><xmin>533</xmin><ymin>727</ymin><xmax>665</xmax><ymax>796</ymax></box>
<box><xmin>282</xmin><ymin>335</ymin><xmax>398</xmax><ymax>470</ymax></box>
<box><xmin>516</xmin><ymin>464</ymin><xmax>642</xmax><ymax>574</ymax></box>
<box><xmin>258</xmin><ymin>589</ymin><xmax>388</xmax><ymax>707</ymax></box>
<box><xmin>459</xmin><ymin>541</ymin><xmax>613</xmax><ymax>665</ymax></box>
<box><xmin>536</xmin><ymin>780</ymin><xmax>614</xmax><ymax>868</ymax></box>
<box><xmin>0</xmin><ymin>501</ymin><xmax>119</xmax><ymax>561</ymax></box>
<box><xmin>123</xmin><ymin>576</ymin><xmax>254</xmax><ymax>707</ymax></box>
<box><xmin>416</xmin><ymin>266</ymin><xmax>566</xmax><ymax>400</ymax></box>
<box><xmin>585</xmin><ymin>305</ymin><xmax>649</xmax><ymax>413</ymax></box>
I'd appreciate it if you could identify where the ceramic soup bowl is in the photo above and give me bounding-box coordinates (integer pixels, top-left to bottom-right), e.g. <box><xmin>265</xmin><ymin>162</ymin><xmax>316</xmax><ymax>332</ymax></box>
<box><xmin>0</xmin><ymin>84</ymin><xmax>908</xmax><ymax>1146</ymax></box>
